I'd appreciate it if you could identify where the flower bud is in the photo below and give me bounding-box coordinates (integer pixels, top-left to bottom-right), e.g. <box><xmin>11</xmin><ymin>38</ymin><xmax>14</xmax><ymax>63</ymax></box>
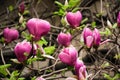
<box><xmin>107</xmin><ymin>20</ymin><xmax>112</xmax><ymax>29</ymax></box>
<box><xmin>58</xmin><ymin>46</ymin><xmax>78</xmax><ymax>66</ymax></box>
<box><xmin>26</xmin><ymin>18</ymin><xmax>51</xmax><ymax>41</ymax></box>
<box><xmin>36</xmin><ymin>77</ymin><xmax>45</xmax><ymax>80</ymax></box>
<box><xmin>57</xmin><ymin>32</ymin><xmax>71</xmax><ymax>47</ymax></box>
<box><xmin>66</xmin><ymin>11</ymin><xmax>82</xmax><ymax>28</ymax></box>
<box><xmin>19</xmin><ymin>1</ymin><xmax>25</xmax><ymax>14</ymax></box>
<box><xmin>75</xmin><ymin>59</ymin><xmax>87</xmax><ymax>80</ymax></box>
<box><xmin>14</xmin><ymin>40</ymin><xmax>32</xmax><ymax>62</ymax></box>
<box><xmin>19</xmin><ymin>15</ymin><xmax>24</xmax><ymax>24</ymax></box>
<box><xmin>82</xmin><ymin>28</ymin><xmax>93</xmax><ymax>48</ymax></box>
<box><xmin>93</xmin><ymin>28</ymin><xmax>101</xmax><ymax>46</ymax></box>
<box><xmin>3</xmin><ymin>28</ymin><xmax>19</xmax><ymax>43</ymax></box>
<box><xmin>117</xmin><ymin>12</ymin><xmax>120</xmax><ymax>27</ymax></box>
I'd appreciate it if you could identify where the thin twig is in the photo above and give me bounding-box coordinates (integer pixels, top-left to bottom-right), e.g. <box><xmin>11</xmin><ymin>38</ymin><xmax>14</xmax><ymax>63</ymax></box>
<box><xmin>42</xmin><ymin>68</ymin><xmax>67</xmax><ymax>77</ymax></box>
<box><xmin>0</xmin><ymin>48</ymin><xmax>11</xmax><ymax>76</ymax></box>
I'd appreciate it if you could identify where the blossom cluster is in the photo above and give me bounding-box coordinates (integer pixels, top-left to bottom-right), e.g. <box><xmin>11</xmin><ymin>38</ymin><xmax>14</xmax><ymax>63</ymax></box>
<box><xmin>2</xmin><ymin>8</ymin><xmax>120</xmax><ymax>80</ymax></box>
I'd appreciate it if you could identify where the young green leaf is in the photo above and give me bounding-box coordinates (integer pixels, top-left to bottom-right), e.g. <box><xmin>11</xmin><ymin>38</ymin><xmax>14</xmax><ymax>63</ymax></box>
<box><xmin>0</xmin><ymin>64</ymin><xmax>11</xmax><ymax>76</ymax></box>
<box><xmin>113</xmin><ymin>73</ymin><xmax>120</xmax><ymax>80</ymax></box>
<box><xmin>22</xmin><ymin>32</ymin><xmax>32</xmax><ymax>41</ymax></box>
<box><xmin>36</xmin><ymin>37</ymin><xmax>48</xmax><ymax>46</ymax></box>
<box><xmin>55</xmin><ymin>1</ymin><xmax>63</xmax><ymax>8</ymax></box>
<box><xmin>101</xmin><ymin>62</ymin><xmax>110</xmax><ymax>68</ymax></box>
<box><xmin>68</xmin><ymin>0</ymin><xmax>81</xmax><ymax>8</ymax></box>
<box><xmin>105</xmin><ymin>28</ymin><xmax>111</xmax><ymax>36</ymax></box>
<box><xmin>9</xmin><ymin>71</ymin><xmax>19</xmax><ymax>80</ymax></box>
<box><xmin>112</xmin><ymin>23</ymin><xmax>117</xmax><ymax>29</ymax></box>
<box><xmin>91</xmin><ymin>22</ymin><xmax>96</xmax><ymax>28</ymax></box>
<box><xmin>8</xmin><ymin>5</ymin><xmax>14</xmax><ymax>12</ymax></box>
<box><xmin>103</xmin><ymin>73</ymin><xmax>112</xmax><ymax>80</ymax></box>
<box><xmin>31</xmin><ymin>76</ymin><xmax>37</xmax><ymax>80</ymax></box>
<box><xmin>44</xmin><ymin>46</ymin><xmax>55</xmax><ymax>55</ymax></box>
<box><xmin>114</xmin><ymin>54</ymin><xmax>120</xmax><ymax>59</ymax></box>
<box><xmin>27</xmin><ymin>57</ymin><xmax>38</xmax><ymax>64</ymax></box>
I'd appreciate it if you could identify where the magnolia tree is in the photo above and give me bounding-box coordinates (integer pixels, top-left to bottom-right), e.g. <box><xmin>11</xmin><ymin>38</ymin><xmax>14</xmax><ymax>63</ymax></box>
<box><xmin>0</xmin><ymin>0</ymin><xmax>120</xmax><ymax>80</ymax></box>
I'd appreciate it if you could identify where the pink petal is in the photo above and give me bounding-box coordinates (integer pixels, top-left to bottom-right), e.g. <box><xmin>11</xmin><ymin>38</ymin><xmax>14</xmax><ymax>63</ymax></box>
<box><xmin>86</xmin><ymin>36</ymin><xmax>94</xmax><ymax>48</ymax></box>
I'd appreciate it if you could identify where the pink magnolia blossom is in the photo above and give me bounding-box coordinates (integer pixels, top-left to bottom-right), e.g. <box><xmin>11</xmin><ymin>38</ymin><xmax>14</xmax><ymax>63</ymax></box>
<box><xmin>66</xmin><ymin>11</ymin><xmax>82</xmax><ymax>28</ymax></box>
<box><xmin>58</xmin><ymin>45</ymin><xmax>78</xmax><ymax>66</ymax></box>
<box><xmin>117</xmin><ymin>12</ymin><xmax>120</xmax><ymax>27</ymax></box>
<box><xmin>57</xmin><ymin>32</ymin><xmax>72</xmax><ymax>47</ymax></box>
<box><xmin>14</xmin><ymin>40</ymin><xmax>32</xmax><ymax>62</ymax></box>
<box><xmin>19</xmin><ymin>1</ymin><xmax>25</xmax><ymax>14</ymax></box>
<box><xmin>26</xmin><ymin>18</ymin><xmax>50</xmax><ymax>41</ymax></box>
<box><xmin>75</xmin><ymin>59</ymin><xmax>87</xmax><ymax>80</ymax></box>
<box><xmin>82</xmin><ymin>28</ymin><xmax>93</xmax><ymax>48</ymax></box>
<box><xmin>82</xmin><ymin>28</ymin><xmax>101</xmax><ymax>48</ymax></box>
<box><xmin>3</xmin><ymin>27</ymin><xmax>19</xmax><ymax>43</ymax></box>
<box><xmin>93</xmin><ymin>28</ymin><xmax>101</xmax><ymax>46</ymax></box>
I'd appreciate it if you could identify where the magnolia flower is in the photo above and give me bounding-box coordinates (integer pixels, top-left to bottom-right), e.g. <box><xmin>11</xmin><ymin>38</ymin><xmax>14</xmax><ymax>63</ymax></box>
<box><xmin>75</xmin><ymin>59</ymin><xmax>87</xmax><ymax>80</ymax></box>
<box><xmin>82</xmin><ymin>28</ymin><xmax>93</xmax><ymax>48</ymax></box>
<box><xmin>66</xmin><ymin>11</ymin><xmax>82</xmax><ymax>28</ymax></box>
<box><xmin>82</xmin><ymin>28</ymin><xmax>101</xmax><ymax>48</ymax></box>
<box><xmin>14</xmin><ymin>40</ymin><xmax>32</xmax><ymax>62</ymax></box>
<box><xmin>93</xmin><ymin>28</ymin><xmax>101</xmax><ymax>46</ymax></box>
<box><xmin>3</xmin><ymin>28</ymin><xmax>19</xmax><ymax>43</ymax></box>
<box><xmin>117</xmin><ymin>12</ymin><xmax>120</xmax><ymax>27</ymax></box>
<box><xmin>57</xmin><ymin>32</ymin><xmax>72</xmax><ymax>47</ymax></box>
<box><xmin>58</xmin><ymin>45</ymin><xmax>78</xmax><ymax>66</ymax></box>
<box><xmin>18</xmin><ymin>1</ymin><xmax>25</xmax><ymax>14</ymax></box>
<box><xmin>26</xmin><ymin>18</ymin><xmax>50</xmax><ymax>41</ymax></box>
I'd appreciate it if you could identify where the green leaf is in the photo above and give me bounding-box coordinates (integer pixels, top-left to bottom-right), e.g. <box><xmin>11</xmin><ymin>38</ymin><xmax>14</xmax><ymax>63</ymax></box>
<box><xmin>18</xmin><ymin>78</ymin><xmax>25</xmax><ymax>80</ymax></box>
<box><xmin>9</xmin><ymin>71</ymin><xmax>25</xmax><ymax>80</ymax></box>
<box><xmin>46</xmin><ymin>69</ymin><xmax>52</xmax><ymax>73</ymax></box>
<box><xmin>103</xmin><ymin>73</ymin><xmax>112</xmax><ymax>80</ymax></box>
<box><xmin>21</xmin><ymin>21</ymin><xmax>26</xmax><ymax>28</ymax></box>
<box><xmin>27</xmin><ymin>57</ymin><xmax>38</xmax><ymax>64</ymax></box>
<box><xmin>44</xmin><ymin>46</ymin><xmax>55</xmax><ymax>55</ymax></box>
<box><xmin>36</xmin><ymin>49</ymin><xmax>45</xmax><ymax>61</ymax></box>
<box><xmin>37</xmin><ymin>37</ymin><xmax>48</xmax><ymax>46</ymax></box>
<box><xmin>72</xmin><ymin>7</ymin><xmax>80</xmax><ymax>12</ymax></box>
<box><xmin>112</xmin><ymin>23</ymin><xmax>117</xmax><ymax>29</ymax></box>
<box><xmin>23</xmin><ymin>10</ymin><xmax>30</xmax><ymax>15</ymax></box>
<box><xmin>103</xmin><ymin>73</ymin><xmax>120</xmax><ymax>80</ymax></box>
<box><xmin>113</xmin><ymin>73</ymin><xmax>120</xmax><ymax>80</ymax></box>
<box><xmin>91</xmin><ymin>22</ymin><xmax>96</xmax><ymax>28</ymax></box>
<box><xmin>31</xmin><ymin>76</ymin><xmax>37</xmax><ymax>80</ymax></box>
<box><xmin>36</xmin><ymin>37</ymin><xmax>48</xmax><ymax>46</ymax></box>
<box><xmin>67</xmin><ymin>66</ymin><xmax>74</xmax><ymax>71</ymax></box>
<box><xmin>105</xmin><ymin>28</ymin><xmax>111</xmax><ymax>36</ymax></box>
<box><xmin>62</xmin><ymin>5</ymin><xmax>69</xmax><ymax>11</ymax></box>
<box><xmin>22</xmin><ymin>32</ymin><xmax>32</xmax><ymax>41</ymax></box>
<box><xmin>114</xmin><ymin>54</ymin><xmax>120</xmax><ymax>59</ymax></box>
<box><xmin>101</xmin><ymin>62</ymin><xmax>110</xmax><ymax>68</ymax></box>
<box><xmin>81</xmin><ymin>18</ymin><xmax>88</xmax><ymax>24</ymax></box>
<box><xmin>55</xmin><ymin>1</ymin><xmax>63</xmax><ymax>7</ymax></box>
<box><xmin>8</xmin><ymin>5</ymin><xmax>14</xmax><ymax>12</ymax></box>
<box><xmin>9</xmin><ymin>71</ymin><xmax>19</xmax><ymax>80</ymax></box>
<box><xmin>0</xmin><ymin>37</ymin><xmax>5</xmax><ymax>43</ymax></box>
<box><xmin>100</xmin><ymin>31</ymin><xmax>106</xmax><ymax>35</ymax></box>
<box><xmin>0</xmin><ymin>64</ymin><xmax>11</xmax><ymax>76</ymax></box>
<box><xmin>68</xmin><ymin>0</ymin><xmax>81</xmax><ymax>8</ymax></box>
